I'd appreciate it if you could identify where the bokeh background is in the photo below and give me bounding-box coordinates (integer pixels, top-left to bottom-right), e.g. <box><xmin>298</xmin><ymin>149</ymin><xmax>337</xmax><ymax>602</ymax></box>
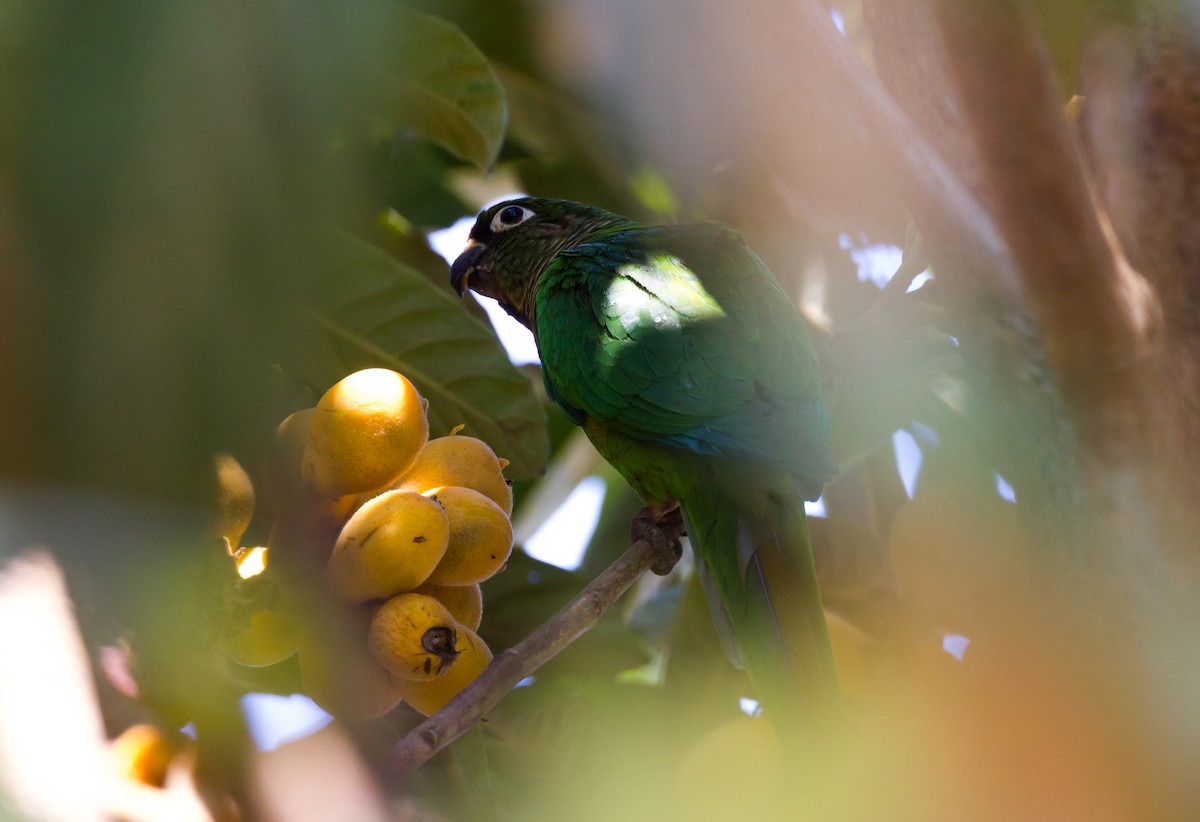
<box><xmin>2</xmin><ymin>0</ymin><xmax>1199</xmax><ymax>819</ymax></box>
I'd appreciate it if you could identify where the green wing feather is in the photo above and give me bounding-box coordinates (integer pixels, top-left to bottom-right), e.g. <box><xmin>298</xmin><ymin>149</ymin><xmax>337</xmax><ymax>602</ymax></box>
<box><xmin>537</xmin><ymin>224</ymin><xmax>835</xmax><ymax>497</ymax></box>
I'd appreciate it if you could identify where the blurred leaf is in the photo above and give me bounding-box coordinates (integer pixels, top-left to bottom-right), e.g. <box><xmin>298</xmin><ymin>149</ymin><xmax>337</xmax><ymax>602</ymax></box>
<box><xmin>370</xmin><ymin>210</ymin><xmax>499</xmax><ymax>329</ymax></box>
<box><xmin>493</xmin><ymin>65</ymin><xmax>591</xmax><ymax>158</ymax></box>
<box><xmin>361</xmin><ymin>9</ymin><xmax>507</xmax><ymax>171</ymax></box>
<box><xmin>663</xmin><ymin>574</ymin><xmax>750</xmax><ymax>723</ymax></box>
<box><xmin>629</xmin><ymin>583</ymin><xmax>684</xmax><ymax>646</ymax></box>
<box><xmin>495</xmin><ymin>65</ymin><xmax>645</xmax><ymax>215</ymax></box>
<box><xmin>405</xmin><ymin>0</ymin><xmax>541</xmax><ymax>76</ymax></box>
<box><xmin>360</xmin><ymin>134</ymin><xmax>472</xmax><ymax>228</ymax></box>
<box><xmin>375</xmin><ymin>207</ymin><xmax>466</xmax><ymax>282</ymax></box>
<box><xmin>3</xmin><ymin>1</ymin><xmax>375</xmax><ymax>504</ymax></box>
<box><xmin>479</xmin><ymin>550</ymin><xmax>582</xmax><ymax>650</ymax></box>
<box><xmin>629</xmin><ymin>166</ymin><xmax>679</xmax><ymax>218</ymax></box>
<box><xmin>1030</xmin><ymin>0</ymin><xmax>1088</xmax><ymax>95</ymax></box>
<box><xmin>546</xmin><ymin>617</ymin><xmax>651</xmax><ymax>680</ymax></box>
<box><xmin>830</xmin><ymin>295</ymin><xmax>961</xmax><ymax>469</ymax></box>
<box><xmin>431</xmin><ymin>725</ymin><xmax>502</xmax><ymax>820</ymax></box>
<box><xmin>479</xmin><ymin>680</ymin><xmax>682</xmax><ymax>822</ymax></box>
<box><xmin>1029</xmin><ymin>0</ymin><xmax>1138</xmax><ymax>97</ymax></box>
<box><xmin>297</xmin><ymin>234</ymin><xmax>548</xmax><ymax>479</ymax></box>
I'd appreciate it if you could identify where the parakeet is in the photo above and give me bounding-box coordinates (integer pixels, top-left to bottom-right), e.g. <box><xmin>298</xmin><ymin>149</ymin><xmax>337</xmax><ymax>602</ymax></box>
<box><xmin>450</xmin><ymin>197</ymin><xmax>843</xmax><ymax>735</ymax></box>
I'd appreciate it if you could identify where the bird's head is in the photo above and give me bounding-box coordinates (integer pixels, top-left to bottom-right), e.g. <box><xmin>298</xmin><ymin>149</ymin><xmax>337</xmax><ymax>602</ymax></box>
<box><xmin>449</xmin><ymin>197</ymin><xmax>636</xmax><ymax>329</ymax></box>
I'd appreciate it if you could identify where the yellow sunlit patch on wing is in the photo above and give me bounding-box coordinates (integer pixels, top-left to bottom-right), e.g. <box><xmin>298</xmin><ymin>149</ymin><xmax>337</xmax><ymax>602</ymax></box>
<box><xmin>615</xmin><ymin>253</ymin><xmax>725</xmax><ymax>323</ymax></box>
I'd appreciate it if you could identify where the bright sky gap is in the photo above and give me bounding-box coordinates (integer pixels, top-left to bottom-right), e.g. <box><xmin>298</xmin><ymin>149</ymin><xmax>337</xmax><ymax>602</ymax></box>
<box><xmin>428</xmin><ymin>197</ymin><xmax>541</xmax><ymax>366</ymax></box>
<box><xmin>524</xmin><ymin>476</ymin><xmax>608</xmax><ymax>571</ymax></box>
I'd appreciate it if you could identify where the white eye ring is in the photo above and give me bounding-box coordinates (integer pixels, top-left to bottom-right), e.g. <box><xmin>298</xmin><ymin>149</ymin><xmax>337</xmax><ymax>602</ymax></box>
<box><xmin>490</xmin><ymin>204</ymin><xmax>535</xmax><ymax>232</ymax></box>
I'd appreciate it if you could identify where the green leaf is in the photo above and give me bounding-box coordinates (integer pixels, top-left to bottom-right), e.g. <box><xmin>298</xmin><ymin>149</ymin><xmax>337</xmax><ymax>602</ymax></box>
<box><xmin>493</xmin><ymin>64</ymin><xmax>647</xmax><ymax>216</ymax></box>
<box><xmin>363</xmin><ymin>9</ymin><xmax>507</xmax><ymax>171</ymax></box>
<box><xmin>299</xmin><ymin>234</ymin><xmax>548</xmax><ymax>479</ymax></box>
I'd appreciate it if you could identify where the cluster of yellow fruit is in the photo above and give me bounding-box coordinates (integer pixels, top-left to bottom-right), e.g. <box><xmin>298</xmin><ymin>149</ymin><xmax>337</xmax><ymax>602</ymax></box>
<box><xmin>222</xmin><ymin>367</ymin><xmax>514</xmax><ymax>720</ymax></box>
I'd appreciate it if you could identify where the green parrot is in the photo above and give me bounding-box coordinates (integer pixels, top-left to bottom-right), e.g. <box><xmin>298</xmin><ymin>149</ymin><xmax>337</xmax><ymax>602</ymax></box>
<box><xmin>450</xmin><ymin>197</ymin><xmax>843</xmax><ymax>735</ymax></box>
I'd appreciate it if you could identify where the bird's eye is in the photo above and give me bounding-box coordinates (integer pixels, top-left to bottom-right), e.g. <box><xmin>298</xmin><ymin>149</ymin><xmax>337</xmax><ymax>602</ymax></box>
<box><xmin>491</xmin><ymin>204</ymin><xmax>534</xmax><ymax>232</ymax></box>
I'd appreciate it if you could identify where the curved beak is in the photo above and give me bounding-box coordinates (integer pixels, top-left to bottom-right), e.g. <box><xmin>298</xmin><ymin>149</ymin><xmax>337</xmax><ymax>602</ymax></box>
<box><xmin>449</xmin><ymin>240</ymin><xmax>486</xmax><ymax>296</ymax></box>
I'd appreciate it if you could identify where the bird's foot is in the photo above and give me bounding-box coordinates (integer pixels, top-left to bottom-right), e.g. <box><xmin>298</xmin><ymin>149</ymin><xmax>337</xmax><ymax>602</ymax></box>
<box><xmin>632</xmin><ymin>505</ymin><xmax>685</xmax><ymax>576</ymax></box>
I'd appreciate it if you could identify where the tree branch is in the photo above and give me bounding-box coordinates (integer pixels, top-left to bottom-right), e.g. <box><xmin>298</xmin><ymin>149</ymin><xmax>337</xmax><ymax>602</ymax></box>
<box><xmin>1080</xmin><ymin>10</ymin><xmax>1200</xmax><ymax>535</ymax></box>
<box><xmin>848</xmin><ymin>1</ymin><xmax>1086</xmax><ymax>554</ymax></box>
<box><xmin>930</xmin><ymin>0</ymin><xmax>1155</xmax><ymax>449</ymax></box>
<box><xmin>381</xmin><ymin>517</ymin><xmax>683</xmax><ymax>775</ymax></box>
<box><xmin>775</xmin><ymin>0</ymin><xmax>1023</xmax><ymax>305</ymax></box>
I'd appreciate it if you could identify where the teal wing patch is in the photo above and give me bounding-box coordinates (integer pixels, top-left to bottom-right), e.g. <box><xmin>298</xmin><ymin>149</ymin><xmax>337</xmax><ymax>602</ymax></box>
<box><xmin>535</xmin><ymin>224</ymin><xmax>834</xmax><ymax>493</ymax></box>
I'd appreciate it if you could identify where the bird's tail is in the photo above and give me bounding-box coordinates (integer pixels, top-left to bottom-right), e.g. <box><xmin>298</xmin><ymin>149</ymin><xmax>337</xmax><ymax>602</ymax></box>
<box><xmin>681</xmin><ymin>473</ymin><xmax>845</xmax><ymax>741</ymax></box>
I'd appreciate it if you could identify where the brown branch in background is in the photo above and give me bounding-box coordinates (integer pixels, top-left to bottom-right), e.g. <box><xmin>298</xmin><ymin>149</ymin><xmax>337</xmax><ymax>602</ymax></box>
<box><xmin>774</xmin><ymin>0</ymin><xmax>1023</xmax><ymax>306</ymax></box>
<box><xmin>921</xmin><ymin>0</ymin><xmax>1200</xmax><ymax>586</ymax></box>
<box><xmin>1081</xmin><ymin>9</ymin><xmax>1200</xmax><ymax>532</ymax></box>
<box><xmin>929</xmin><ymin>0</ymin><xmax>1155</xmax><ymax>453</ymax></box>
<box><xmin>796</xmin><ymin>0</ymin><xmax>1084</xmax><ymax>555</ymax></box>
<box><xmin>1082</xmin><ymin>8</ymin><xmax>1200</xmax><ymax>309</ymax></box>
<box><xmin>382</xmin><ymin>516</ymin><xmax>684</xmax><ymax>775</ymax></box>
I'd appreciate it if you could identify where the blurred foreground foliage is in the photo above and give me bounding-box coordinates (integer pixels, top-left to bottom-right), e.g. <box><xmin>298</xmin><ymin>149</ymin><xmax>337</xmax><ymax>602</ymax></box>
<box><xmin>1</xmin><ymin>1</ymin><xmax>1199</xmax><ymax>820</ymax></box>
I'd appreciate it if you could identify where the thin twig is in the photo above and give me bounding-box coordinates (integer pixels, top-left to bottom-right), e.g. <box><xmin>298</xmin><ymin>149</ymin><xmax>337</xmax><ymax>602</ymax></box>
<box><xmin>382</xmin><ymin>520</ymin><xmax>682</xmax><ymax>775</ymax></box>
